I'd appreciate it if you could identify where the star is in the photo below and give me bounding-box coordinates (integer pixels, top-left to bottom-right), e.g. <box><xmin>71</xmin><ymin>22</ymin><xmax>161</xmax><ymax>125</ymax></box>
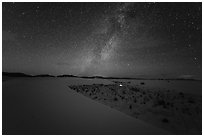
<box><xmin>2</xmin><ymin>2</ymin><xmax>201</xmax><ymax>79</ymax></box>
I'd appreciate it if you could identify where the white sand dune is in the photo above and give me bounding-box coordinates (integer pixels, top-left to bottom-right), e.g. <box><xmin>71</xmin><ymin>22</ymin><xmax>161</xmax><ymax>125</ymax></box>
<box><xmin>3</xmin><ymin>77</ymin><xmax>170</xmax><ymax>135</ymax></box>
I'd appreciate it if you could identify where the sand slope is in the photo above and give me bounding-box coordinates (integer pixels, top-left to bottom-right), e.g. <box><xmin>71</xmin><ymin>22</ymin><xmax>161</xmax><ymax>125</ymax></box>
<box><xmin>3</xmin><ymin>77</ymin><xmax>170</xmax><ymax>135</ymax></box>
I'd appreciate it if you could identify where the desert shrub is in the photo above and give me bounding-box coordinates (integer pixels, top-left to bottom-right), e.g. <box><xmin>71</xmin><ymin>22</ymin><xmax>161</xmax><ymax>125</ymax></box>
<box><xmin>188</xmin><ymin>98</ymin><xmax>195</xmax><ymax>104</ymax></box>
<box><xmin>179</xmin><ymin>92</ymin><xmax>184</xmax><ymax>97</ymax></box>
<box><xmin>114</xmin><ymin>97</ymin><xmax>118</xmax><ymax>101</ymax></box>
<box><xmin>154</xmin><ymin>99</ymin><xmax>166</xmax><ymax>107</ymax></box>
<box><xmin>129</xmin><ymin>105</ymin><xmax>132</xmax><ymax>109</ymax></box>
<box><xmin>140</xmin><ymin>95</ymin><xmax>143</xmax><ymax>97</ymax></box>
<box><xmin>130</xmin><ymin>87</ymin><xmax>139</xmax><ymax>92</ymax></box>
<box><xmin>162</xmin><ymin>118</ymin><xmax>169</xmax><ymax>123</ymax></box>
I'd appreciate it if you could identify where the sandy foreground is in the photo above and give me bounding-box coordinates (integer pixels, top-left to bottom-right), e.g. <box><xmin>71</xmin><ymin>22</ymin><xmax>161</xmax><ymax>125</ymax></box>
<box><xmin>2</xmin><ymin>77</ymin><xmax>201</xmax><ymax>134</ymax></box>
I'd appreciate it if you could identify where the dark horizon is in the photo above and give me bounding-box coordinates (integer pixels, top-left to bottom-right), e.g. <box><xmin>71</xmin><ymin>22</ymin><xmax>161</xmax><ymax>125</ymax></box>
<box><xmin>2</xmin><ymin>71</ymin><xmax>202</xmax><ymax>80</ymax></box>
<box><xmin>3</xmin><ymin>2</ymin><xmax>202</xmax><ymax>79</ymax></box>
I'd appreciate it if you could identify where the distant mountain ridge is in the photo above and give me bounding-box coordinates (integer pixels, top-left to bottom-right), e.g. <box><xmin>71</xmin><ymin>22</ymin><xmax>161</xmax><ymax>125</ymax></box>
<box><xmin>2</xmin><ymin>72</ymin><xmax>54</xmax><ymax>77</ymax></box>
<box><xmin>57</xmin><ymin>74</ymin><xmax>77</xmax><ymax>77</ymax></box>
<box><xmin>2</xmin><ymin>72</ymin><xmax>201</xmax><ymax>81</ymax></box>
<box><xmin>2</xmin><ymin>72</ymin><xmax>33</xmax><ymax>77</ymax></box>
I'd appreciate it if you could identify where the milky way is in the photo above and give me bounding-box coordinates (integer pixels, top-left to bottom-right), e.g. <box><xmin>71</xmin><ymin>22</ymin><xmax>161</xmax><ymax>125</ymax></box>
<box><xmin>78</xmin><ymin>4</ymin><xmax>129</xmax><ymax>75</ymax></box>
<box><xmin>3</xmin><ymin>2</ymin><xmax>202</xmax><ymax>79</ymax></box>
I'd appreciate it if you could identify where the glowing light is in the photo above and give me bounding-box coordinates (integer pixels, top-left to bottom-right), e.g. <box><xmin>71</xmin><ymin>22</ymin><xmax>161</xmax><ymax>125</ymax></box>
<box><xmin>119</xmin><ymin>84</ymin><xmax>123</xmax><ymax>86</ymax></box>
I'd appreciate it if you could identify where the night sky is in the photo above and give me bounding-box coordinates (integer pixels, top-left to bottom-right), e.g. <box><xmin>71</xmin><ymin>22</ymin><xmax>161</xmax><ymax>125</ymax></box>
<box><xmin>2</xmin><ymin>2</ymin><xmax>202</xmax><ymax>79</ymax></box>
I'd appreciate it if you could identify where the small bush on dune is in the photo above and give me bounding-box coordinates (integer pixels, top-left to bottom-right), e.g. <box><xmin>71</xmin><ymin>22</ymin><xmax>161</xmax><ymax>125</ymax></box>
<box><xmin>162</xmin><ymin>118</ymin><xmax>169</xmax><ymax>123</ymax></box>
<box><xmin>140</xmin><ymin>82</ymin><xmax>145</xmax><ymax>85</ymax></box>
<box><xmin>114</xmin><ymin>97</ymin><xmax>118</xmax><ymax>101</ymax></box>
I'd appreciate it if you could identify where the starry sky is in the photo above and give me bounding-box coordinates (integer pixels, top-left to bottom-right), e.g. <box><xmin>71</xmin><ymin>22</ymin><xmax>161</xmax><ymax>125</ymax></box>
<box><xmin>2</xmin><ymin>2</ymin><xmax>202</xmax><ymax>79</ymax></box>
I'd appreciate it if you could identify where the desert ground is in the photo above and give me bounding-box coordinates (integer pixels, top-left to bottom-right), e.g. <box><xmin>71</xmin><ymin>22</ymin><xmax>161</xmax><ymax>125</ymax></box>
<box><xmin>2</xmin><ymin>77</ymin><xmax>201</xmax><ymax>134</ymax></box>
